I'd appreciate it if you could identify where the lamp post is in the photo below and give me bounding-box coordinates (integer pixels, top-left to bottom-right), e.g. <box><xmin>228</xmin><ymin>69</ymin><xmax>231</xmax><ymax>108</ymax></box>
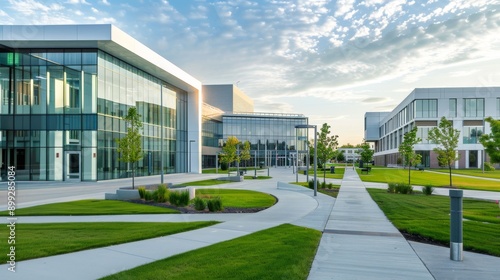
<box><xmin>189</xmin><ymin>140</ymin><xmax>195</xmax><ymax>173</ymax></box>
<box><xmin>296</xmin><ymin>124</ymin><xmax>317</xmax><ymax>196</ymax></box>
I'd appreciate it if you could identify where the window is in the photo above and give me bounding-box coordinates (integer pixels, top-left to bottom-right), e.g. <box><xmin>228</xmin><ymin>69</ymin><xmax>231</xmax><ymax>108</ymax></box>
<box><xmin>449</xmin><ymin>99</ymin><xmax>457</xmax><ymax>118</ymax></box>
<box><xmin>463</xmin><ymin>126</ymin><xmax>483</xmax><ymax>144</ymax></box>
<box><xmin>414</xmin><ymin>99</ymin><xmax>437</xmax><ymax>118</ymax></box>
<box><xmin>464</xmin><ymin>98</ymin><xmax>484</xmax><ymax>117</ymax></box>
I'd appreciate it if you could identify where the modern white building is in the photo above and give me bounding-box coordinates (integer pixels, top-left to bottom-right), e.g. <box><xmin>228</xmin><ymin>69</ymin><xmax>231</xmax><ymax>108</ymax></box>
<box><xmin>337</xmin><ymin>148</ymin><xmax>361</xmax><ymax>163</ymax></box>
<box><xmin>365</xmin><ymin>87</ymin><xmax>500</xmax><ymax>169</ymax></box>
<box><xmin>0</xmin><ymin>24</ymin><xmax>202</xmax><ymax>181</ymax></box>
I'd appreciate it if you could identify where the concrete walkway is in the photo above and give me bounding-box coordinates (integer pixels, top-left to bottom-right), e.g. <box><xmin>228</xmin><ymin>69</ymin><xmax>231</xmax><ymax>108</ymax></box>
<box><xmin>0</xmin><ymin>168</ymin><xmax>334</xmax><ymax>280</ymax></box>
<box><xmin>1</xmin><ymin>167</ymin><xmax>500</xmax><ymax>279</ymax></box>
<box><xmin>308</xmin><ymin>167</ymin><xmax>500</xmax><ymax>279</ymax></box>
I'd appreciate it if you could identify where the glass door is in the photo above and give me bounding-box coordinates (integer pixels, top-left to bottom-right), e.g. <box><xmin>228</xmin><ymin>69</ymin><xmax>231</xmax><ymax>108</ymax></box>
<box><xmin>66</xmin><ymin>152</ymin><xmax>81</xmax><ymax>180</ymax></box>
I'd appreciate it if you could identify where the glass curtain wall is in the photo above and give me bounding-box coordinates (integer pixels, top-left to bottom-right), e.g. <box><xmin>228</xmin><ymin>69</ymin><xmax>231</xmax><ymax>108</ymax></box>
<box><xmin>96</xmin><ymin>51</ymin><xmax>187</xmax><ymax>180</ymax></box>
<box><xmin>0</xmin><ymin>48</ymin><xmax>188</xmax><ymax>181</ymax></box>
<box><xmin>0</xmin><ymin>49</ymin><xmax>97</xmax><ymax>181</ymax></box>
<box><xmin>222</xmin><ymin>115</ymin><xmax>307</xmax><ymax>167</ymax></box>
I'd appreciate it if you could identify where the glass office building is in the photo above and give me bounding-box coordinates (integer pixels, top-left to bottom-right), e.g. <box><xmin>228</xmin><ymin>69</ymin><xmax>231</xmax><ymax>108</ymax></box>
<box><xmin>0</xmin><ymin>25</ymin><xmax>202</xmax><ymax>181</ymax></box>
<box><xmin>223</xmin><ymin>113</ymin><xmax>308</xmax><ymax>167</ymax></box>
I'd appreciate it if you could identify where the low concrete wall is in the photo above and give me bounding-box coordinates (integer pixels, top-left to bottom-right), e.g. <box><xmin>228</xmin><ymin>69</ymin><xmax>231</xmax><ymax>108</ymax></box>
<box><xmin>105</xmin><ymin>186</ymin><xmax>195</xmax><ymax>200</ymax></box>
<box><xmin>105</xmin><ymin>189</ymin><xmax>140</xmax><ymax>200</ymax></box>
<box><xmin>217</xmin><ymin>176</ymin><xmax>244</xmax><ymax>182</ymax></box>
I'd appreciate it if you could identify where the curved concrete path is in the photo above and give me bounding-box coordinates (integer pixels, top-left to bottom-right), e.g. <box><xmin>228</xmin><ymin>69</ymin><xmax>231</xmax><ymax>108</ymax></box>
<box><xmin>0</xmin><ymin>168</ymin><xmax>334</xmax><ymax>280</ymax></box>
<box><xmin>1</xmin><ymin>167</ymin><xmax>499</xmax><ymax>279</ymax></box>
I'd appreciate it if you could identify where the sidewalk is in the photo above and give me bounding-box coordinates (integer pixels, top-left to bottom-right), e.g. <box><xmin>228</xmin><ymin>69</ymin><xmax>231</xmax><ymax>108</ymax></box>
<box><xmin>308</xmin><ymin>167</ymin><xmax>500</xmax><ymax>279</ymax></box>
<box><xmin>1</xmin><ymin>167</ymin><xmax>499</xmax><ymax>279</ymax></box>
<box><xmin>0</xmin><ymin>168</ymin><xmax>332</xmax><ymax>280</ymax></box>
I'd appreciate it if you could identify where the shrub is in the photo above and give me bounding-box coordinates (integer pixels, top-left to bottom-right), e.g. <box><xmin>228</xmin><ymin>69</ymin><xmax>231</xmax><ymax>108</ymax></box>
<box><xmin>138</xmin><ymin>186</ymin><xmax>146</xmax><ymax>199</ymax></box>
<box><xmin>308</xmin><ymin>179</ymin><xmax>315</xmax><ymax>189</ymax></box>
<box><xmin>327</xmin><ymin>183</ymin><xmax>333</xmax><ymax>189</ymax></box>
<box><xmin>387</xmin><ymin>182</ymin><xmax>397</xmax><ymax>193</ymax></box>
<box><xmin>144</xmin><ymin>190</ymin><xmax>153</xmax><ymax>201</ymax></box>
<box><xmin>193</xmin><ymin>196</ymin><xmax>207</xmax><ymax>211</ymax></box>
<box><xmin>156</xmin><ymin>184</ymin><xmax>169</xmax><ymax>203</ymax></box>
<box><xmin>388</xmin><ymin>182</ymin><xmax>413</xmax><ymax>194</ymax></box>
<box><xmin>423</xmin><ymin>185</ymin><xmax>434</xmax><ymax>195</ymax></box>
<box><xmin>484</xmin><ymin>162</ymin><xmax>496</xmax><ymax>171</ymax></box>
<box><xmin>169</xmin><ymin>190</ymin><xmax>190</xmax><ymax>207</ymax></box>
<box><xmin>320</xmin><ymin>181</ymin><xmax>326</xmax><ymax>189</ymax></box>
<box><xmin>152</xmin><ymin>190</ymin><xmax>159</xmax><ymax>202</ymax></box>
<box><xmin>396</xmin><ymin>183</ymin><xmax>413</xmax><ymax>194</ymax></box>
<box><xmin>220</xmin><ymin>162</ymin><xmax>228</xmax><ymax>171</ymax></box>
<box><xmin>207</xmin><ymin>197</ymin><xmax>223</xmax><ymax>212</ymax></box>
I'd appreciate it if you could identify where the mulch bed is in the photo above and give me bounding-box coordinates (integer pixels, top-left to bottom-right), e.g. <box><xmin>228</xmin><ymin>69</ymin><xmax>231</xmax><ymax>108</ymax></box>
<box><xmin>128</xmin><ymin>199</ymin><xmax>268</xmax><ymax>214</ymax></box>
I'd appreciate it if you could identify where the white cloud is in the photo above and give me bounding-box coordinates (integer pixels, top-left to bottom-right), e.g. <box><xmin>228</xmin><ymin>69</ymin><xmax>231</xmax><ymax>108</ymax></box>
<box><xmin>335</xmin><ymin>0</ymin><xmax>356</xmax><ymax>17</ymax></box>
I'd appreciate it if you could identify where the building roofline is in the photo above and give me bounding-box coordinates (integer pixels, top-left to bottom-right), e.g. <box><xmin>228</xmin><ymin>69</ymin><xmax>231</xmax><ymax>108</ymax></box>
<box><xmin>0</xmin><ymin>24</ymin><xmax>201</xmax><ymax>93</ymax></box>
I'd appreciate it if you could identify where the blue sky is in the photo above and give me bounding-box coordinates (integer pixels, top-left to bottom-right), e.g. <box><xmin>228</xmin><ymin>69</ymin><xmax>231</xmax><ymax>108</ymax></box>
<box><xmin>2</xmin><ymin>0</ymin><xmax>500</xmax><ymax>145</ymax></box>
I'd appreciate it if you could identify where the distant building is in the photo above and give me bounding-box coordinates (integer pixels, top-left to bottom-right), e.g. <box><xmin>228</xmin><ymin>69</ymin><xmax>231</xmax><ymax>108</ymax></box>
<box><xmin>201</xmin><ymin>85</ymin><xmax>308</xmax><ymax>168</ymax></box>
<box><xmin>338</xmin><ymin>148</ymin><xmax>361</xmax><ymax>163</ymax></box>
<box><xmin>365</xmin><ymin>87</ymin><xmax>500</xmax><ymax>168</ymax></box>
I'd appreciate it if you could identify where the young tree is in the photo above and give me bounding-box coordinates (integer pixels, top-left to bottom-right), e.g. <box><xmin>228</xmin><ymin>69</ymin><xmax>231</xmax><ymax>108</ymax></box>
<box><xmin>116</xmin><ymin>107</ymin><xmax>143</xmax><ymax>189</ymax></box>
<box><xmin>398</xmin><ymin>126</ymin><xmax>422</xmax><ymax>185</ymax></box>
<box><xmin>240</xmin><ymin>140</ymin><xmax>251</xmax><ymax>167</ymax></box>
<box><xmin>333</xmin><ymin>149</ymin><xmax>345</xmax><ymax>162</ymax></box>
<box><xmin>427</xmin><ymin>116</ymin><xmax>460</xmax><ymax>187</ymax></box>
<box><xmin>359</xmin><ymin>142</ymin><xmax>374</xmax><ymax>167</ymax></box>
<box><xmin>220</xmin><ymin>136</ymin><xmax>240</xmax><ymax>176</ymax></box>
<box><xmin>480</xmin><ymin>117</ymin><xmax>500</xmax><ymax>164</ymax></box>
<box><xmin>316</xmin><ymin>123</ymin><xmax>339</xmax><ymax>183</ymax></box>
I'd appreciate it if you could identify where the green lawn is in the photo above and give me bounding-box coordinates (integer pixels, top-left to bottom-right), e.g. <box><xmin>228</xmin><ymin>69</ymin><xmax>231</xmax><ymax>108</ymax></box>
<box><xmin>306</xmin><ymin>166</ymin><xmax>344</xmax><ymax>179</ymax></box>
<box><xmin>175</xmin><ymin>179</ymin><xmax>232</xmax><ymax>187</ymax></box>
<box><xmin>432</xmin><ymin>168</ymin><xmax>500</xmax><ymax>180</ymax></box>
<box><xmin>0</xmin><ymin>199</ymin><xmax>179</xmax><ymax>216</ymax></box>
<box><xmin>243</xmin><ymin>175</ymin><xmax>272</xmax><ymax>180</ymax></box>
<box><xmin>367</xmin><ymin>189</ymin><xmax>500</xmax><ymax>256</ymax></box>
<box><xmin>292</xmin><ymin>182</ymin><xmax>341</xmax><ymax>198</ymax></box>
<box><xmin>101</xmin><ymin>224</ymin><xmax>321</xmax><ymax>280</ymax></box>
<box><xmin>196</xmin><ymin>189</ymin><xmax>276</xmax><ymax>208</ymax></box>
<box><xmin>358</xmin><ymin>167</ymin><xmax>500</xmax><ymax>191</ymax></box>
<box><xmin>0</xmin><ymin>221</ymin><xmax>218</xmax><ymax>262</ymax></box>
<box><xmin>202</xmin><ymin>167</ymin><xmax>266</xmax><ymax>174</ymax></box>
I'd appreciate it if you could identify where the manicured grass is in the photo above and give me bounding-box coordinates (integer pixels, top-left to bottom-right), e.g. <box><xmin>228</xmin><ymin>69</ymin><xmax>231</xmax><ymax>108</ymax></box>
<box><xmin>367</xmin><ymin>189</ymin><xmax>500</xmax><ymax>256</ymax></box>
<box><xmin>196</xmin><ymin>189</ymin><xmax>276</xmax><ymax>208</ymax></box>
<box><xmin>0</xmin><ymin>199</ymin><xmax>179</xmax><ymax>216</ymax></box>
<box><xmin>306</xmin><ymin>167</ymin><xmax>344</xmax><ymax>179</ymax></box>
<box><xmin>0</xmin><ymin>221</ymin><xmax>218</xmax><ymax>262</ymax></box>
<box><xmin>202</xmin><ymin>167</ymin><xmax>266</xmax><ymax>174</ymax></box>
<box><xmin>176</xmin><ymin>179</ymin><xmax>232</xmax><ymax>186</ymax></box>
<box><xmin>358</xmin><ymin>167</ymin><xmax>500</xmax><ymax>191</ymax></box>
<box><xmin>101</xmin><ymin>224</ymin><xmax>321</xmax><ymax>280</ymax></box>
<box><xmin>292</xmin><ymin>182</ymin><xmax>341</xmax><ymax>198</ymax></box>
<box><xmin>243</xmin><ymin>175</ymin><xmax>272</xmax><ymax>179</ymax></box>
<box><xmin>432</xmin><ymin>168</ymin><xmax>500</xmax><ymax>180</ymax></box>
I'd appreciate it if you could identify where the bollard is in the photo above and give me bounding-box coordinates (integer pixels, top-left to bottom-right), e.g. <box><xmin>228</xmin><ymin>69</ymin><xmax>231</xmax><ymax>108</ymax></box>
<box><xmin>449</xmin><ymin>189</ymin><xmax>463</xmax><ymax>261</ymax></box>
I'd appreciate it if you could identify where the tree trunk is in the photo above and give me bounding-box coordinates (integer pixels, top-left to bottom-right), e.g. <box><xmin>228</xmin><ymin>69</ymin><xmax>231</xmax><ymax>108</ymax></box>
<box><xmin>132</xmin><ymin>162</ymin><xmax>135</xmax><ymax>189</ymax></box>
<box><xmin>448</xmin><ymin>164</ymin><xmax>452</xmax><ymax>187</ymax></box>
<box><xmin>323</xmin><ymin>168</ymin><xmax>326</xmax><ymax>184</ymax></box>
<box><xmin>408</xmin><ymin>164</ymin><xmax>411</xmax><ymax>185</ymax></box>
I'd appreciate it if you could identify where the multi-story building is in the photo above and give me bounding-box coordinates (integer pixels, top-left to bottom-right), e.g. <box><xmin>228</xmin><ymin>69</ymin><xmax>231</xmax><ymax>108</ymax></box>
<box><xmin>365</xmin><ymin>87</ymin><xmax>500</xmax><ymax>169</ymax></box>
<box><xmin>0</xmin><ymin>24</ymin><xmax>202</xmax><ymax>181</ymax></box>
<box><xmin>201</xmin><ymin>84</ymin><xmax>308</xmax><ymax>168</ymax></box>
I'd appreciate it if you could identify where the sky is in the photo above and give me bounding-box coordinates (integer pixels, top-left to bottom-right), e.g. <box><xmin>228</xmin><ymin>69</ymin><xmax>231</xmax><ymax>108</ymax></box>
<box><xmin>1</xmin><ymin>0</ymin><xmax>500</xmax><ymax>145</ymax></box>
